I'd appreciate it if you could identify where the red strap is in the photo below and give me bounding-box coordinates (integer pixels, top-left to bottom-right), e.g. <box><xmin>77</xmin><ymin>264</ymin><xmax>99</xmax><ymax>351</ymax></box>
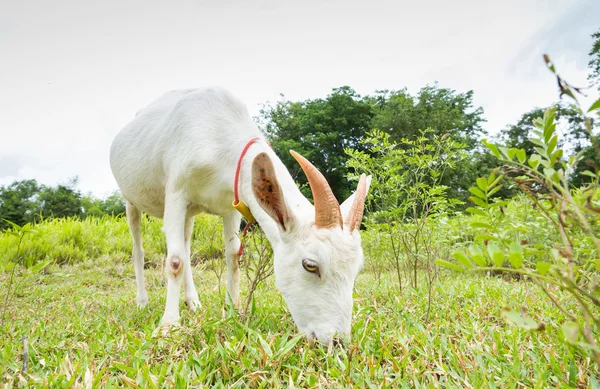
<box><xmin>234</xmin><ymin>137</ymin><xmax>262</xmax><ymax>204</ymax></box>
<box><xmin>234</xmin><ymin>137</ymin><xmax>271</xmax><ymax>255</ymax></box>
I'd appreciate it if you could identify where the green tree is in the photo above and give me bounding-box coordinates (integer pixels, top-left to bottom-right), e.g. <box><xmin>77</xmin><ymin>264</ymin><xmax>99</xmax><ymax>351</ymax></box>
<box><xmin>260</xmin><ymin>84</ymin><xmax>489</xmax><ymax>203</ymax></box>
<box><xmin>37</xmin><ymin>178</ymin><xmax>83</xmax><ymax>219</ymax></box>
<box><xmin>83</xmin><ymin>191</ymin><xmax>126</xmax><ymax>217</ymax></box>
<box><xmin>369</xmin><ymin>84</ymin><xmax>486</xmax><ymax>148</ymax></box>
<box><xmin>260</xmin><ymin>86</ymin><xmax>374</xmax><ymax>200</ymax></box>
<box><xmin>588</xmin><ymin>28</ymin><xmax>600</xmax><ymax>90</ymax></box>
<box><xmin>0</xmin><ymin>179</ymin><xmax>41</xmax><ymax>229</ymax></box>
<box><xmin>368</xmin><ymin>85</ymin><xmax>491</xmax><ymax>203</ymax></box>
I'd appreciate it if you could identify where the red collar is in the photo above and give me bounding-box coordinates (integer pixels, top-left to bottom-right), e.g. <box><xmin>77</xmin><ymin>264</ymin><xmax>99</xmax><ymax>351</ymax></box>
<box><xmin>232</xmin><ymin>137</ymin><xmax>270</xmax><ymax>255</ymax></box>
<box><xmin>233</xmin><ymin>137</ymin><xmax>263</xmax><ymax>207</ymax></box>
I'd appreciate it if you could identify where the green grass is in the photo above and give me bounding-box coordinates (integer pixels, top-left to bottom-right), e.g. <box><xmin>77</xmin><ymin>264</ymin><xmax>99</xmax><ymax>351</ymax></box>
<box><xmin>1</xmin><ymin>255</ymin><xmax>594</xmax><ymax>388</ymax></box>
<box><xmin>0</xmin><ymin>215</ymin><xmax>223</xmax><ymax>268</ymax></box>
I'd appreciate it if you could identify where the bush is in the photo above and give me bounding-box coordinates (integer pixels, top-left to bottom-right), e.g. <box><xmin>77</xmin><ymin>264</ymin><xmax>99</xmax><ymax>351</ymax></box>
<box><xmin>439</xmin><ymin>61</ymin><xmax>600</xmax><ymax>365</ymax></box>
<box><xmin>0</xmin><ymin>214</ymin><xmax>224</xmax><ymax>269</ymax></box>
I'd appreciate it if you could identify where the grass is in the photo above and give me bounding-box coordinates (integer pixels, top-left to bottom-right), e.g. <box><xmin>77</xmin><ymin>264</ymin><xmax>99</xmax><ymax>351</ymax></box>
<box><xmin>0</xmin><ymin>215</ymin><xmax>224</xmax><ymax>268</ymax></box>
<box><xmin>1</xmin><ymin>253</ymin><xmax>594</xmax><ymax>388</ymax></box>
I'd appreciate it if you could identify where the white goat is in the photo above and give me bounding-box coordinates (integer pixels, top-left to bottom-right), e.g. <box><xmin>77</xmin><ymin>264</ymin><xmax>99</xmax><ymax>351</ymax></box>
<box><xmin>109</xmin><ymin>87</ymin><xmax>370</xmax><ymax>343</ymax></box>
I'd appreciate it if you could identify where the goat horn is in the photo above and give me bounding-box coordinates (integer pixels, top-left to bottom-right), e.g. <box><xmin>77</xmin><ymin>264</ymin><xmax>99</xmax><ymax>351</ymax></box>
<box><xmin>345</xmin><ymin>174</ymin><xmax>367</xmax><ymax>231</ymax></box>
<box><xmin>289</xmin><ymin>150</ymin><xmax>342</xmax><ymax>229</ymax></box>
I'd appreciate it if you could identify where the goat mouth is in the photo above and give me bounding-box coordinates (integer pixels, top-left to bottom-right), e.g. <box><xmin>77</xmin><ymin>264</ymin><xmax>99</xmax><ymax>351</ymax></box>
<box><xmin>307</xmin><ymin>332</ymin><xmax>345</xmax><ymax>348</ymax></box>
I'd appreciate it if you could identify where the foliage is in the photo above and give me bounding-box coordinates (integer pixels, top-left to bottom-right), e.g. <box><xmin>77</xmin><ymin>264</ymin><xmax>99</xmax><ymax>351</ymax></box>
<box><xmin>259</xmin><ymin>84</ymin><xmax>489</xmax><ymax>203</ymax></box>
<box><xmin>368</xmin><ymin>84</ymin><xmax>486</xmax><ymax>149</ymax></box>
<box><xmin>589</xmin><ymin>28</ymin><xmax>600</xmax><ymax>90</ymax></box>
<box><xmin>0</xmin><ymin>220</ymin><xmax>41</xmax><ymax>324</ymax></box>
<box><xmin>0</xmin><ymin>178</ymin><xmax>127</xmax><ymax>230</ymax></box>
<box><xmin>260</xmin><ymin>86</ymin><xmax>374</xmax><ymax>201</ymax></box>
<box><xmin>0</xmin><ymin>214</ymin><xmax>223</xmax><ymax>268</ymax></box>
<box><xmin>240</xmin><ymin>226</ymin><xmax>274</xmax><ymax>317</ymax></box>
<box><xmin>499</xmin><ymin>102</ymin><xmax>589</xmax><ymax>157</ymax></box>
<box><xmin>37</xmin><ymin>180</ymin><xmax>83</xmax><ymax>220</ymax></box>
<box><xmin>346</xmin><ymin>129</ymin><xmax>466</xmax><ymax>293</ymax></box>
<box><xmin>499</xmin><ymin>101</ymin><xmax>598</xmax><ymax>188</ymax></box>
<box><xmin>81</xmin><ymin>191</ymin><xmax>126</xmax><ymax>217</ymax></box>
<box><xmin>0</xmin><ymin>180</ymin><xmax>41</xmax><ymax>230</ymax></box>
<box><xmin>440</xmin><ymin>74</ymin><xmax>600</xmax><ymax>365</ymax></box>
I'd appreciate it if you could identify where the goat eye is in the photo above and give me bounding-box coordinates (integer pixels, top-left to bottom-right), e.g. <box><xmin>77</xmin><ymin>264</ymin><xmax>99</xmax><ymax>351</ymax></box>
<box><xmin>302</xmin><ymin>259</ymin><xmax>319</xmax><ymax>274</ymax></box>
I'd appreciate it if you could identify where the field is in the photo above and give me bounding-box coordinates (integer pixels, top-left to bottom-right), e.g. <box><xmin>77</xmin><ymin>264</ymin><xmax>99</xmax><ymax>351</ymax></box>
<box><xmin>0</xmin><ymin>215</ymin><xmax>594</xmax><ymax>388</ymax></box>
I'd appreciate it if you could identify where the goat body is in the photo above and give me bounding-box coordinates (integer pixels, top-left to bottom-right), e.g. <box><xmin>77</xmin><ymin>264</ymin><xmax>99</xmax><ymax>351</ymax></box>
<box><xmin>110</xmin><ymin>87</ymin><xmax>369</xmax><ymax>343</ymax></box>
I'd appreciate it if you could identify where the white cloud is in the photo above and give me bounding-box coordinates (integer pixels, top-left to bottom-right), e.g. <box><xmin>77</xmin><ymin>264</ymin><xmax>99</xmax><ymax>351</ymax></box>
<box><xmin>0</xmin><ymin>0</ymin><xmax>598</xmax><ymax>196</ymax></box>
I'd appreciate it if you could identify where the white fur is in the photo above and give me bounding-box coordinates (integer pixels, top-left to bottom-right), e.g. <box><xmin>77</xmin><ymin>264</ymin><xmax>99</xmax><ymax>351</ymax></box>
<box><xmin>109</xmin><ymin>87</ymin><xmax>369</xmax><ymax>343</ymax></box>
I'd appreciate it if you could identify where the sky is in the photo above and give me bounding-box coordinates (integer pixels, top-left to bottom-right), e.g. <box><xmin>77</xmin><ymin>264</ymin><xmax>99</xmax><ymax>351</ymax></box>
<box><xmin>1</xmin><ymin>0</ymin><xmax>599</xmax><ymax>197</ymax></box>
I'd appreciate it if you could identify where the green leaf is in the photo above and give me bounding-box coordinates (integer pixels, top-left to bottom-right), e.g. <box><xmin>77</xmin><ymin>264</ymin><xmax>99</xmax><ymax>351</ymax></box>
<box><xmin>470</xmin><ymin>222</ymin><xmax>491</xmax><ymax>229</ymax></box>
<box><xmin>489</xmin><ymin>174</ymin><xmax>503</xmax><ymax>189</ymax></box>
<box><xmin>452</xmin><ymin>251</ymin><xmax>471</xmax><ymax>268</ymax></box>
<box><xmin>30</xmin><ymin>260</ymin><xmax>52</xmax><ymax>273</ymax></box>
<box><xmin>468</xmin><ymin>187</ymin><xmax>486</xmax><ymax>199</ymax></box>
<box><xmin>544</xmin><ymin>123</ymin><xmax>556</xmax><ymax>144</ymax></box>
<box><xmin>469</xmin><ymin>245</ymin><xmax>487</xmax><ymax>267</ymax></box>
<box><xmin>587</xmin><ymin>98</ymin><xmax>600</xmax><ymax>113</ymax></box>
<box><xmin>487</xmin><ymin>242</ymin><xmax>504</xmax><ymax>267</ymax></box>
<box><xmin>498</xmin><ymin>146</ymin><xmax>511</xmax><ymax>160</ymax></box>
<box><xmin>469</xmin><ymin>196</ymin><xmax>486</xmax><ymax>207</ymax></box>
<box><xmin>275</xmin><ymin>334</ymin><xmax>303</xmax><ymax>356</ymax></box>
<box><xmin>487</xmin><ymin>172</ymin><xmax>496</xmax><ymax>186</ymax></box>
<box><xmin>476</xmin><ymin>177</ymin><xmax>488</xmax><ymax>191</ymax></box>
<box><xmin>488</xmin><ymin>185</ymin><xmax>502</xmax><ymax>197</ymax></box>
<box><xmin>581</xmin><ymin>170</ymin><xmax>597</xmax><ymax>178</ymax></box>
<box><xmin>533</xmin><ymin>117</ymin><xmax>544</xmax><ymax>129</ymax></box>
<box><xmin>482</xmin><ymin>140</ymin><xmax>501</xmax><ymax>158</ymax></box>
<box><xmin>561</xmin><ymin>321</ymin><xmax>580</xmax><ymax>343</ymax></box>
<box><xmin>543</xmin><ymin>110</ymin><xmax>556</xmax><ymax>142</ymax></box>
<box><xmin>529</xmin><ymin>138</ymin><xmax>545</xmax><ymax>148</ymax></box>
<box><xmin>508</xmin><ymin>242</ymin><xmax>523</xmax><ymax>269</ymax></box>
<box><xmin>547</xmin><ymin>135</ymin><xmax>558</xmax><ymax>155</ymax></box>
<box><xmin>536</xmin><ymin>262</ymin><xmax>551</xmax><ymax>275</ymax></box>
<box><xmin>501</xmin><ymin>309</ymin><xmax>542</xmax><ymax>331</ymax></box>
<box><xmin>516</xmin><ymin>149</ymin><xmax>527</xmax><ymax>163</ymax></box>
<box><xmin>473</xmin><ymin>234</ymin><xmax>496</xmax><ymax>243</ymax></box>
<box><xmin>466</xmin><ymin>207</ymin><xmax>487</xmax><ymax>217</ymax></box>
<box><xmin>528</xmin><ymin>155</ymin><xmax>540</xmax><ymax>169</ymax></box>
<box><xmin>543</xmin><ymin>167</ymin><xmax>556</xmax><ymax>179</ymax></box>
<box><xmin>550</xmin><ymin>149</ymin><xmax>563</xmax><ymax>166</ymax></box>
<box><xmin>435</xmin><ymin>259</ymin><xmax>464</xmax><ymax>272</ymax></box>
<box><xmin>534</xmin><ymin>147</ymin><xmax>548</xmax><ymax>158</ymax></box>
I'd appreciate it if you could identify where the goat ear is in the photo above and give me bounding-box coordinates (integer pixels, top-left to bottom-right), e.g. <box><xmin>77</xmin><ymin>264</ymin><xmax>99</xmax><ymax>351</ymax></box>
<box><xmin>252</xmin><ymin>152</ymin><xmax>293</xmax><ymax>232</ymax></box>
<box><xmin>340</xmin><ymin>175</ymin><xmax>372</xmax><ymax>230</ymax></box>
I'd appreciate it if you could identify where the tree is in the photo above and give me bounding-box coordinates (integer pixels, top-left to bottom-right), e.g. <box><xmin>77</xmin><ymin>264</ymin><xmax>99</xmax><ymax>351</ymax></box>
<box><xmin>260</xmin><ymin>84</ymin><xmax>490</xmax><ymax>203</ymax></box>
<box><xmin>82</xmin><ymin>191</ymin><xmax>126</xmax><ymax>217</ymax></box>
<box><xmin>0</xmin><ymin>179</ymin><xmax>41</xmax><ymax>229</ymax></box>
<box><xmin>369</xmin><ymin>84</ymin><xmax>486</xmax><ymax>149</ymax></box>
<box><xmin>260</xmin><ymin>86</ymin><xmax>374</xmax><ymax>201</ymax></box>
<box><xmin>366</xmin><ymin>85</ymin><xmax>489</xmax><ymax>204</ymax></box>
<box><xmin>37</xmin><ymin>178</ymin><xmax>83</xmax><ymax>219</ymax></box>
<box><xmin>588</xmin><ymin>28</ymin><xmax>600</xmax><ymax>90</ymax></box>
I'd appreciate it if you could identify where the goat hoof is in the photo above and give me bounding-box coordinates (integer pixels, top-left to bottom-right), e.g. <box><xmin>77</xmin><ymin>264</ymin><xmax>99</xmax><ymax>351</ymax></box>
<box><xmin>160</xmin><ymin>313</ymin><xmax>180</xmax><ymax>326</ymax></box>
<box><xmin>185</xmin><ymin>296</ymin><xmax>201</xmax><ymax>312</ymax></box>
<box><xmin>136</xmin><ymin>294</ymin><xmax>149</xmax><ymax>308</ymax></box>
